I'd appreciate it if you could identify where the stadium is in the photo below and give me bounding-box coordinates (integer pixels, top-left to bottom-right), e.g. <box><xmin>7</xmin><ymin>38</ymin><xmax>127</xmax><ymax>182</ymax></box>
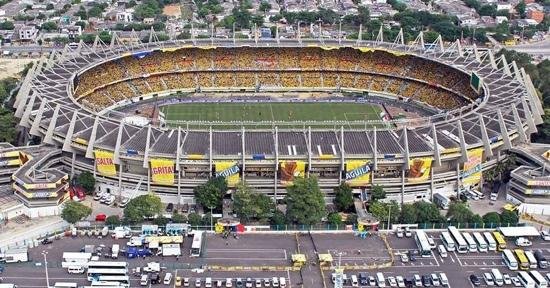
<box><xmin>2</xmin><ymin>32</ymin><xmax>544</xmax><ymax>215</ymax></box>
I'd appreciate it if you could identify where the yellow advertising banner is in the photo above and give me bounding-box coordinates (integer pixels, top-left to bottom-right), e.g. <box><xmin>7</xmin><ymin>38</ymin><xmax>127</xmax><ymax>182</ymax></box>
<box><xmin>407</xmin><ymin>158</ymin><xmax>433</xmax><ymax>182</ymax></box>
<box><xmin>0</xmin><ymin>151</ymin><xmax>20</xmax><ymax>158</ymax></box>
<box><xmin>279</xmin><ymin>161</ymin><xmax>306</xmax><ymax>185</ymax></box>
<box><xmin>94</xmin><ymin>150</ymin><xmax>116</xmax><ymax>176</ymax></box>
<box><xmin>215</xmin><ymin>161</ymin><xmax>240</xmax><ymax>187</ymax></box>
<box><xmin>150</xmin><ymin>158</ymin><xmax>175</xmax><ymax>185</ymax></box>
<box><xmin>345</xmin><ymin>160</ymin><xmax>372</xmax><ymax>187</ymax></box>
<box><xmin>462</xmin><ymin>148</ymin><xmax>483</xmax><ymax>187</ymax></box>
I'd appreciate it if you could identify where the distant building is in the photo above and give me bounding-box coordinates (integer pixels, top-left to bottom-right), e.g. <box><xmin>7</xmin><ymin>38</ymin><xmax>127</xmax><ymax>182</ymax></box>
<box><xmin>527</xmin><ymin>10</ymin><xmax>545</xmax><ymax>23</ymax></box>
<box><xmin>496</xmin><ymin>15</ymin><xmax>508</xmax><ymax>24</ymax></box>
<box><xmin>17</xmin><ymin>25</ymin><xmax>38</xmax><ymax>41</ymax></box>
<box><xmin>116</xmin><ymin>11</ymin><xmax>133</xmax><ymax>23</ymax></box>
<box><xmin>497</xmin><ymin>3</ymin><xmax>512</xmax><ymax>11</ymax></box>
<box><xmin>143</xmin><ymin>17</ymin><xmax>155</xmax><ymax>25</ymax></box>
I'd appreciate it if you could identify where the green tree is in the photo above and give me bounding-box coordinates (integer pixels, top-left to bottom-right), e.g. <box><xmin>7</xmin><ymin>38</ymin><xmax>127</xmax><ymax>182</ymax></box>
<box><xmin>46</xmin><ymin>3</ymin><xmax>54</xmax><ymax>10</ymax></box>
<box><xmin>61</xmin><ymin>201</ymin><xmax>92</xmax><ymax>224</ymax></box>
<box><xmin>0</xmin><ymin>108</ymin><xmax>17</xmax><ymax>143</ymax></box>
<box><xmin>187</xmin><ymin>212</ymin><xmax>202</xmax><ymax>226</ymax></box>
<box><xmin>516</xmin><ymin>1</ymin><xmax>526</xmax><ymax>17</ymax></box>
<box><xmin>105</xmin><ymin>215</ymin><xmax>121</xmax><ymax>227</ymax></box>
<box><xmin>76</xmin><ymin>171</ymin><xmax>95</xmax><ymax>194</ymax></box>
<box><xmin>369</xmin><ymin>200</ymin><xmax>399</xmax><ymax>224</ymax></box>
<box><xmin>327</xmin><ymin>212</ymin><xmax>342</xmax><ymax>226</ymax></box>
<box><xmin>400</xmin><ymin>203</ymin><xmax>418</xmax><ymax>224</ymax></box>
<box><xmin>345</xmin><ymin>213</ymin><xmax>358</xmax><ymax>225</ymax></box>
<box><xmin>270</xmin><ymin>209</ymin><xmax>286</xmax><ymax>226</ymax></box>
<box><xmin>334</xmin><ymin>183</ymin><xmax>353</xmax><ymax>212</ymax></box>
<box><xmin>251</xmin><ymin>14</ymin><xmax>264</xmax><ymax>27</ymax></box>
<box><xmin>414</xmin><ymin>201</ymin><xmax>444</xmax><ymax>223</ymax></box>
<box><xmin>284</xmin><ymin>177</ymin><xmax>326</xmax><ymax>225</ymax></box>
<box><xmin>41</xmin><ymin>21</ymin><xmax>58</xmax><ymax>32</ymax></box>
<box><xmin>259</xmin><ymin>1</ymin><xmax>271</xmax><ymax>14</ymax></box>
<box><xmin>233</xmin><ymin>182</ymin><xmax>274</xmax><ymax>223</ymax></box>
<box><xmin>447</xmin><ymin>202</ymin><xmax>474</xmax><ymax>224</ymax></box>
<box><xmin>424</xmin><ymin>31</ymin><xmax>440</xmax><ymax>43</ymax></box>
<box><xmin>470</xmin><ymin>214</ymin><xmax>484</xmax><ymax>227</ymax></box>
<box><xmin>74</xmin><ymin>6</ymin><xmax>87</xmax><ymax>19</ymax></box>
<box><xmin>370</xmin><ymin>185</ymin><xmax>386</xmax><ymax>201</ymax></box>
<box><xmin>431</xmin><ymin>21</ymin><xmax>460</xmax><ymax>41</ymax></box>
<box><xmin>232</xmin><ymin>6</ymin><xmax>252</xmax><ymax>29</ymax></box>
<box><xmin>500</xmin><ymin>210</ymin><xmax>518</xmax><ymax>225</ymax></box>
<box><xmin>194</xmin><ymin>177</ymin><xmax>226</xmax><ymax>209</ymax></box>
<box><xmin>123</xmin><ymin>194</ymin><xmax>163</xmax><ymax>223</ymax></box>
<box><xmin>153</xmin><ymin>215</ymin><xmax>169</xmax><ymax>226</ymax></box>
<box><xmin>0</xmin><ymin>21</ymin><xmax>14</xmax><ymax>30</ymax></box>
<box><xmin>482</xmin><ymin>212</ymin><xmax>501</xmax><ymax>225</ymax></box>
<box><xmin>87</xmin><ymin>6</ymin><xmax>103</xmax><ymax>18</ymax></box>
<box><xmin>171</xmin><ymin>211</ymin><xmax>187</xmax><ymax>223</ymax></box>
<box><xmin>478</xmin><ymin>4</ymin><xmax>497</xmax><ymax>16</ymax></box>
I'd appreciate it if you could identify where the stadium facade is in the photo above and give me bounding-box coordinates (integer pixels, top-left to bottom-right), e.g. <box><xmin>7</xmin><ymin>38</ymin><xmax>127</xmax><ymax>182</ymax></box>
<box><xmin>2</xmin><ymin>32</ymin><xmax>546</xmax><ymax>216</ymax></box>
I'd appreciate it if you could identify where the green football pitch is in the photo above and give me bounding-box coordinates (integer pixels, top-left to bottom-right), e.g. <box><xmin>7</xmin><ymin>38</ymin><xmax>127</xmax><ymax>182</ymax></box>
<box><xmin>161</xmin><ymin>102</ymin><xmax>382</xmax><ymax>128</ymax></box>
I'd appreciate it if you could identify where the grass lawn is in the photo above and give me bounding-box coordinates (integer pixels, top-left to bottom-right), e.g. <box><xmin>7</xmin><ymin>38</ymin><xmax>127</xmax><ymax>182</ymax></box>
<box><xmin>161</xmin><ymin>102</ymin><xmax>382</xmax><ymax>128</ymax></box>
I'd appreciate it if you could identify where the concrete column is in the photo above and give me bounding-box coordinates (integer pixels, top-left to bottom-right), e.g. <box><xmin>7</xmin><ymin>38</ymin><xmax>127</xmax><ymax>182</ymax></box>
<box><xmin>456</xmin><ymin>121</ymin><xmax>468</xmax><ymax>163</ymax></box>
<box><xmin>19</xmin><ymin>93</ymin><xmax>36</xmax><ymax>128</ymax></box>
<box><xmin>85</xmin><ymin>116</ymin><xmax>100</xmax><ymax>159</ymax></box>
<box><xmin>497</xmin><ymin>109</ymin><xmax>512</xmax><ymax>149</ymax></box>
<box><xmin>142</xmin><ymin>125</ymin><xmax>152</xmax><ymax>169</ymax></box>
<box><xmin>431</xmin><ymin>124</ymin><xmax>441</xmax><ymax>167</ymax></box>
<box><xmin>372</xmin><ymin>127</ymin><xmax>378</xmax><ymax>171</ymax></box>
<box><xmin>43</xmin><ymin>105</ymin><xmax>60</xmax><ymax>145</ymax></box>
<box><xmin>62</xmin><ymin>110</ymin><xmax>78</xmax><ymax>152</ymax></box>
<box><xmin>113</xmin><ymin>122</ymin><xmax>125</xmax><ymax>165</ymax></box>
<box><xmin>29</xmin><ymin>100</ymin><xmax>47</xmax><ymax>136</ymax></box>
<box><xmin>478</xmin><ymin>114</ymin><xmax>493</xmax><ymax>158</ymax></box>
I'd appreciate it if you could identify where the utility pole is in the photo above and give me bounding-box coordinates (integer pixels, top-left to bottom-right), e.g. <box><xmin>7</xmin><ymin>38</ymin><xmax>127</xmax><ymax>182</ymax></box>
<box><xmin>42</xmin><ymin>251</ymin><xmax>50</xmax><ymax>288</ymax></box>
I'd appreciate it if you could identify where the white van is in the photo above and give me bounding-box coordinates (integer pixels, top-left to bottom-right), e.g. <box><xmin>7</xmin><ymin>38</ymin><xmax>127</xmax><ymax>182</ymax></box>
<box><xmin>140</xmin><ymin>274</ymin><xmax>149</xmax><ymax>286</ymax></box>
<box><xmin>164</xmin><ymin>273</ymin><xmax>173</xmax><ymax>285</ymax></box>
<box><xmin>491</xmin><ymin>268</ymin><xmax>504</xmax><ymax>286</ymax></box>
<box><xmin>205</xmin><ymin>277</ymin><xmax>212</xmax><ymax>287</ymax></box>
<box><xmin>376</xmin><ymin>272</ymin><xmax>386</xmax><ymax>287</ymax></box>
<box><xmin>439</xmin><ymin>273</ymin><xmax>449</xmax><ymax>287</ymax></box>
<box><xmin>67</xmin><ymin>266</ymin><xmax>85</xmax><ymax>274</ymax></box>
<box><xmin>438</xmin><ymin>245</ymin><xmax>448</xmax><ymax>258</ymax></box>
<box><xmin>280</xmin><ymin>277</ymin><xmax>286</xmax><ymax>288</ymax></box>
<box><xmin>351</xmin><ymin>275</ymin><xmax>358</xmax><ymax>287</ymax></box>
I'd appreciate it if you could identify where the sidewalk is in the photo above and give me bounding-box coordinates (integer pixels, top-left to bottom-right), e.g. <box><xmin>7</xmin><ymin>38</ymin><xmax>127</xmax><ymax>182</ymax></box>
<box><xmin>0</xmin><ymin>215</ymin><xmax>68</xmax><ymax>251</ymax></box>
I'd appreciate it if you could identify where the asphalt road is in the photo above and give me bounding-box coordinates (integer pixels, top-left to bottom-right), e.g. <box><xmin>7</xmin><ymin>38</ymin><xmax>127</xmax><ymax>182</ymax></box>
<box><xmin>1</xmin><ymin>231</ymin><xmax>550</xmax><ymax>288</ymax></box>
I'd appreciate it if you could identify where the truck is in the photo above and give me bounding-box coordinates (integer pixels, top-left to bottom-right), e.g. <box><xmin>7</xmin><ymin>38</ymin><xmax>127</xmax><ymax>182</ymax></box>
<box><xmin>0</xmin><ymin>248</ymin><xmax>28</xmax><ymax>263</ymax></box>
<box><xmin>143</xmin><ymin>262</ymin><xmax>161</xmax><ymax>273</ymax></box>
<box><xmin>161</xmin><ymin>244</ymin><xmax>181</xmax><ymax>257</ymax></box>
<box><xmin>127</xmin><ymin>236</ymin><xmax>143</xmax><ymax>247</ymax></box>
<box><xmin>111</xmin><ymin>226</ymin><xmax>131</xmax><ymax>239</ymax></box>
<box><xmin>127</xmin><ymin>247</ymin><xmax>152</xmax><ymax>259</ymax></box>
<box><xmin>433</xmin><ymin>193</ymin><xmax>450</xmax><ymax>210</ymax></box>
<box><xmin>111</xmin><ymin>244</ymin><xmax>119</xmax><ymax>259</ymax></box>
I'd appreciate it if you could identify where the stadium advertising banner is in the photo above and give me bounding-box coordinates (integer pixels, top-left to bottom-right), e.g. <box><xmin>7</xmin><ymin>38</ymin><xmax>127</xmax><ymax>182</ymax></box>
<box><xmin>215</xmin><ymin>161</ymin><xmax>240</xmax><ymax>187</ymax></box>
<box><xmin>94</xmin><ymin>150</ymin><xmax>117</xmax><ymax>176</ymax></box>
<box><xmin>0</xmin><ymin>151</ymin><xmax>20</xmax><ymax>158</ymax></box>
<box><xmin>279</xmin><ymin>161</ymin><xmax>306</xmax><ymax>185</ymax></box>
<box><xmin>150</xmin><ymin>158</ymin><xmax>175</xmax><ymax>185</ymax></box>
<box><xmin>407</xmin><ymin>158</ymin><xmax>433</xmax><ymax>182</ymax></box>
<box><xmin>345</xmin><ymin>160</ymin><xmax>372</xmax><ymax>187</ymax></box>
<box><xmin>462</xmin><ymin>148</ymin><xmax>484</xmax><ymax>187</ymax></box>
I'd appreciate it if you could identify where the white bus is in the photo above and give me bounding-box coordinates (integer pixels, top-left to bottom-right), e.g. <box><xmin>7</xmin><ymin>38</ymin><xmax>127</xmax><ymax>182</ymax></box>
<box><xmin>448</xmin><ymin>226</ymin><xmax>468</xmax><ymax>253</ymax></box>
<box><xmin>53</xmin><ymin>283</ymin><xmax>78</xmax><ymax>288</ymax></box>
<box><xmin>525</xmin><ymin>251</ymin><xmax>539</xmax><ymax>269</ymax></box>
<box><xmin>90</xmin><ymin>282</ymin><xmax>124</xmax><ymax>287</ymax></box>
<box><xmin>96</xmin><ymin>276</ymin><xmax>130</xmax><ymax>287</ymax></box>
<box><xmin>502</xmin><ymin>249</ymin><xmax>519</xmax><ymax>271</ymax></box>
<box><xmin>529</xmin><ymin>271</ymin><xmax>548</xmax><ymax>288</ymax></box>
<box><xmin>62</xmin><ymin>252</ymin><xmax>92</xmax><ymax>263</ymax></box>
<box><xmin>190</xmin><ymin>231</ymin><xmax>204</xmax><ymax>257</ymax></box>
<box><xmin>0</xmin><ymin>285</ymin><xmax>17</xmax><ymax>288</ymax></box>
<box><xmin>87</xmin><ymin>269</ymin><xmax>128</xmax><ymax>281</ymax></box>
<box><xmin>491</xmin><ymin>268</ymin><xmax>504</xmax><ymax>286</ymax></box>
<box><xmin>86</xmin><ymin>262</ymin><xmax>128</xmax><ymax>270</ymax></box>
<box><xmin>483</xmin><ymin>232</ymin><xmax>497</xmax><ymax>251</ymax></box>
<box><xmin>518</xmin><ymin>271</ymin><xmax>536</xmax><ymax>288</ymax></box>
<box><xmin>462</xmin><ymin>232</ymin><xmax>477</xmax><ymax>252</ymax></box>
<box><xmin>473</xmin><ymin>232</ymin><xmax>488</xmax><ymax>252</ymax></box>
<box><xmin>440</xmin><ymin>232</ymin><xmax>456</xmax><ymax>252</ymax></box>
<box><xmin>414</xmin><ymin>230</ymin><xmax>433</xmax><ymax>257</ymax></box>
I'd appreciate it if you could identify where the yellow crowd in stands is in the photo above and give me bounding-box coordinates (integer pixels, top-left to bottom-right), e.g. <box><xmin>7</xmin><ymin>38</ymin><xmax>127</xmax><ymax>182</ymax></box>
<box><xmin>75</xmin><ymin>47</ymin><xmax>477</xmax><ymax>111</ymax></box>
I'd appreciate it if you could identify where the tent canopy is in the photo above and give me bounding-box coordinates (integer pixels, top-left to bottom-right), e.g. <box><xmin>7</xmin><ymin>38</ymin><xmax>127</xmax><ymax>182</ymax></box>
<box><xmin>498</xmin><ymin>226</ymin><xmax>540</xmax><ymax>237</ymax></box>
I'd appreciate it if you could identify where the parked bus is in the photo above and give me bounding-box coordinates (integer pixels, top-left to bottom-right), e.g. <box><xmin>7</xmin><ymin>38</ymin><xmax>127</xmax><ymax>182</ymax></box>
<box><xmin>0</xmin><ymin>285</ymin><xmax>17</xmax><ymax>288</ymax></box>
<box><xmin>190</xmin><ymin>231</ymin><xmax>204</xmax><ymax>257</ymax></box>
<box><xmin>86</xmin><ymin>262</ymin><xmax>128</xmax><ymax>270</ymax></box>
<box><xmin>433</xmin><ymin>193</ymin><xmax>450</xmax><ymax>209</ymax></box>
<box><xmin>525</xmin><ymin>251</ymin><xmax>538</xmax><ymax>269</ymax></box>
<box><xmin>473</xmin><ymin>232</ymin><xmax>488</xmax><ymax>252</ymax></box>
<box><xmin>502</xmin><ymin>249</ymin><xmax>518</xmax><ymax>271</ymax></box>
<box><xmin>529</xmin><ymin>270</ymin><xmax>548</xmax><ymax>288</ymax></box>
<box><xmin>514</xmin><ymin>249</ymin><xmax>530</xmax><ymax>270</ymax></box>
<box><xmin>518</xmin><ymin>271</ymin><xmax>535</xmax><ymax>288</ymax></box>
<box><xmin>414</xmin><ymin>230</ymin><xmax>433</xmax><ymax>257</ymax></box>
<box><xmin>448</xmin><ymin>226</ymin><xmax>468</xmax><ymax>253</ymax></box>
<box><xmin>53</xmin><ymin>283</ymin><xmax>78</xmax><ymax>288</ymax></box>
<box><xmin>492</xmin><ymin>231</ymin><xmax>507</xmax><ymax>251</ymax></box>
<box><xmin>87</xmin><ymin>269</ymin><xmax>128</xmax><ymax>281</ymax></box>
<box><xmin>462</xmin><ymin>232</ymin><xmax>477</xmax><ymax>252</ymax></box>
<box><xmin>440</xmin><ymin>231</ymin><xmax>456</xmax><ymax>252</ymax></box>
<box><xmin>95</xmin><ymin>276</ymin><xmax>130</xmax><ymax>288</ymax></box>
<box><xmin>90</xmin><ymin>282</ymin><xmax>124</xmax><ymax>287</ymax></box>
<box><xmin>483</xmin><ymin>232</ymin><xmax>497</xmax><ymax>251</ymax></box>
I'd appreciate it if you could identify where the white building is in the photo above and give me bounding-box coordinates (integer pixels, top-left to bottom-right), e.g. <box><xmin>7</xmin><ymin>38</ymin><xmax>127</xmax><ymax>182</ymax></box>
<box><xmin>17</xmin><ymin>25</ymin><xmax>37</xmax><ymax>41</ymax></box>
<box><xmin>116</xmin><ymin>11</ymin><xmax>133</xmax><ymax>22</ymax></box>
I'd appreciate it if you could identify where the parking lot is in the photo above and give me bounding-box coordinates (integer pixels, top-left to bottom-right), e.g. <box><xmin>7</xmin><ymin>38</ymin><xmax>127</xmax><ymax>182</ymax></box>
<box><xmin>1</xmin><ymin>230</ymin><xmax>550</xmax><ymax>287</ymax></box>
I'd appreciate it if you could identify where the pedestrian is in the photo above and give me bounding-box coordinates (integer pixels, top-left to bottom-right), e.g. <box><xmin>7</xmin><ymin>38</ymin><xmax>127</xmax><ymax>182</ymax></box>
<box><xmin>226</xmin><ymin>241</ymin><xmax>229</xmax><ymax>246</ymax></box>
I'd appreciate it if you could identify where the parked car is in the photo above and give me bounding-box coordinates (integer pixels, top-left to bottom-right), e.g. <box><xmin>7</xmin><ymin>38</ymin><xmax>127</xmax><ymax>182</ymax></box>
<box><xmin>511</xmin><ymin>276</ymin><xmax>521</xmax><ymax>287</ymax></box>
<box><xmin>396</xmin><ymin>276</ymin><xmax>405</xmax><ymax>287</ymax></box>
<box><xmin>427</xmin><ymin>237</ymin><xmax>436</xmax><ymax>249</ymax></box>
<box><xmin>438</xmin><ymin>245</ymin><xmax>448</xmax><ymax>258</ymax></box>
<box><xmin>400</xmin><ymin>253</ymin><xmax>409</xmax><ymax>263</ymax></box>
<box><xmin>387</xmin><ymin>276</ymin><xmax>397</xmax><ymax>287</ymax></box>
<box><xmin>41</xmin><ymin>238</ymin><xmax>53</xmax><ymax>245</ymax></box>
<box><xmin>396</xmin><ymin>227</ymin><xmax>404</xmax><ymax>238</ymax></box>
<box><xmin>515</xmin><ymin>237</ymin><xmax>532</xmax><ymax>247</ymax></box>
<box><xmin>95</xmin><ymin>214</ymin><xmax>106</xmax><ymax>222</ymax></box>
<box><xmin>404</xmin><ymin>227</ymin><xmax>412</xmax><ymax>237</ymax></box>
<box><xmin>503</xmin><ymin>274</ymin><xmax>512</xmax><ymax>285</ymax></box>
<box><xmin>166</xmin><ymin>203</ymin><xmax>174</xmax><ymax>213</ymax></box>
<box><xmin>469</xmin><ymin>274</ymin><xmax>481</xmax><ymax>286</ymax></box>
<box><xmin>421</xmin><ymin>275</ymin><xmax>431</xmax><ymax>287</ymax></box>
<box><xmin>541</xmin><ymin>231</ymin><xmax>550</xmax><ymax>241</ymax></box>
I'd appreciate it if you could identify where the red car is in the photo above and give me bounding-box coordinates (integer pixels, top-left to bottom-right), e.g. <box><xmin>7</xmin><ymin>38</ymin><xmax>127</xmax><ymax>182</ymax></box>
<box><xmin>95</xmin><ymin>214</ymin><xmax>106</xmax><ymax>222</ymax></box>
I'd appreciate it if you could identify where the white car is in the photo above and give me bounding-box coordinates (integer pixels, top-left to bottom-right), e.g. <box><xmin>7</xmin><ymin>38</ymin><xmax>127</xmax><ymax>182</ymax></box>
<box><xmin>400</xmin><ymin>253</ymin><xmax>409</xmax><ymax>263</ymax></box>
<box><xmin>387</xmin><ymin>276</ymin><xmax>398</xmax><ymax>287</ymax></box>
<box><xmin>427</xmin><ymin>237</ymin><xmax>436</xmax><ymax>249</ymax></box>
<box><xmin>437</xmin><ymin>245</ymin><xmax>448</xmax><ymax>258</ymax></box>
<box><xmin>255</xmin><ymin>279</ymin><xmax>262</xmax><ymax>288</ymax></box>
<box><xmin>396</xmin><ymin>276</ymin><xmax>405</xmax><ymax>287</ymax></box>
<box><xmin>511</xmin><ymin>276</ymin><xmax>521</xmax><ymax>287</ymax></box>
<box><xmin>404</xmin><ymin>227</ymin><xmax>412</xmax><ymax>237</ymax></box>
<box><xmin>396</xmin><ymin>227</ymin><xmax>404</xmax><ymax>238</ymax></box>
<box><xmin>503</xmin><ymin>274</ymin><xmax>512</xmax><ymax>285</ymax></box>
<box><xmin>541</xmin><ymin>231</ymin><xmax>550</xmax><ymax>241</ymax></box>
<box><xmin>515</xmin><ymin>237</ymin><xmax>532</xmax><ymax>247</ymax></box>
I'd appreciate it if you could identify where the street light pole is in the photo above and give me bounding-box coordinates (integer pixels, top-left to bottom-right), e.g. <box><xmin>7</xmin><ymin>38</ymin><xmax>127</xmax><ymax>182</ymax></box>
<box><xmin>42</xmin><ymin>251</ymin><xmax>50</xmax><ymax>288</ymax></box>
<box><xmin>210</xmin><ymin>206</ymin><xmax>213</xmax><ymax>231</ymax></box>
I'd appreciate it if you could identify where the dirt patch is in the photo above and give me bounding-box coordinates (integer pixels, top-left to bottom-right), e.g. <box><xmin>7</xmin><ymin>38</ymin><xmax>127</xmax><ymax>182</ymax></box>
<box><xmin>0</xmin><ymin>58</ymin><xmax>34</xmax><ymax>79</ymax></box>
